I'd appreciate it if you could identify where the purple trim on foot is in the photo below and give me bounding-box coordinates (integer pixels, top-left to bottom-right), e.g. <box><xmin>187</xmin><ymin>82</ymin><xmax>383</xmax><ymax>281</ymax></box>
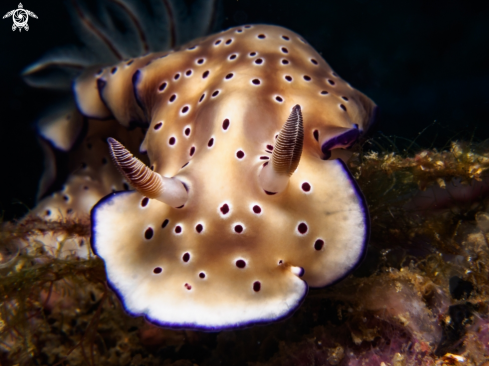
<box><xmin>90</xmin><ymin>191</ymin><xmax>309</xmax><ymax>331</ymax></box>
<box><xmin>321</xmin><ymin>126</ymin><xmax>360</xmax><ymax>158</ymax></box>
<box><xmin>314</xmin><ymin>159</ymin><xmax>370</xmax><ymax>287</ymax></box>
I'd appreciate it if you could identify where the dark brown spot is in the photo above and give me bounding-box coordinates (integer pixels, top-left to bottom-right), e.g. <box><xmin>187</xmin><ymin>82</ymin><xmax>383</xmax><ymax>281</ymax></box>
<box><xmin>266</xmin><ymin>144</ymin><xmax>274</xmax><ymax>151</ymax></box>
<box><xmin>214</xmin><ymin>39</ymin><xmax>222</xmax><ymax>45</ymax></box>
<box><xmin>184</xmin><ymin>127</ymin><xmax>191</xmax><ymax>136</ymax></box>
<box><xmin>234</xmin><ymin>225</ymin><xmax>243</xmax><ymax>233</ymax></box>
<box><xmin>63</xmin><ymin>195</ymin><xmax>69</xmax><ymax>201</ymax></box>
<box><xmin>185</xmin><ymin>69</ymin><xmax>192</xmax><ymax>76</ymax></box>
<box><xmin>181</xmin><ymin>106</ymin><xmax>189</xmax><ymax>114</ymax></box>
<box><xmin>342</xmin><ymin>96</ymin><xmax>349</xmax><ymax>101</ymax></box>
<box><xmin>169</xmin><ymin>94</ymin><xmax>176</xmax><ymax>102</ymax></box>
<box><xmin>281</xmin><ymin>47</ymin><xmax>289</xmax><ymax>53</ymax></box>
<box><xmin>236</xmin><ymin>150</ymin><xmax>245</xmax><ymax>159</ymax></box>
<box><xmin>141</xmin><ymin>197</ymin><xmax>149</xmax><ymax>207</ymax></box>
<box><xmin>154</xmin><ymin>122</ymin><xmax>163</xmax><ymax>130</ymax></box>
<box><xmin>275</xmin><ymin>96</ymin><xmax>283</xmax><ymax>102</ymax></box>
<box><xmin>328</xmin><ymin>79</ymin><xmax>335</xmax><ymax>85</ymax></box>
<box><xmin>212</xmin><ymin>90</ymin><xmax>219</xmax><ymax>97</ymax></box>
<box><xmin>220</xmin><ymin>204</ymin><xmax>230</xmax><ymax>215</ymax></box>
<box><xmin>202</xmin><ymin>70</ymin><xmax>209</xmax><ymax>78</ymax></box>
<box><xmin>303</xmin><ymin>75</ymin><xmax>311</xmax><ymax>81</ymax></box>
<box><xmin>196</xmin><ymin>224</ymin><xmax>203</xmax><ymax>233</ymax></box>
<box><xmin>281</xmin><ymin>59</ymin><xmax>289</xmax><ymax>65</ymax></box>
<box><xmin>260</xmin><ymin>156</ymin><xmax>269</xmax><ymax>160</ymax></box>
<box><xmin>67</xmin><ymin>209</ymin><xmax>73</xmax><ymax>214</ymax></box>
<box><xmin>282</xmin><ymin>35</ymin><xmax>290</xmax><ymax>40</ymax></box>
<box><xmin>159</xmin><ymin>82</ymin><xmax>167</xmax><ymax>92</ymax></box>
<box><xmin>257</xmin><ymin>34</ymin><xmax>266</xmax><ymax>39</ymax></box>
<box><xmin>285</xmin><ymin>75</ymin><xmax>292</xmax><ymax>82</ymax></box>
<box><xmin>252</xmin><ymin>79</ymin><xmax>261</xmax><ymax>85</ymax></box>
<box><xmin>252</xmin><ymin>205</ymin><xmax>261</xmax><ymax>214</ymax></box>
<box><xmin>249</xmin><ymin>51</ymin><xmax>257</xmax><ymax>56</ymax></box>
<box><xmin>162</xmin><ymin>219</ymin><xmax>169</xmax><ymax>228</ymax></box>
<box><xmin>340</xmin><ymin>104</ymin><xmax>347</xmax><ymax>111</ymax></box>
<box><xmin>102</xmin><ymin>157</ymin><xmax>108</xmax><ymax>165</ymax></box>
<box><xmin>150</xmin><ymin>165</ymin><xmax>154</xmax><ymax>171</ymax></box>
<box><xmin>222</xmin><ymin>118</ymin><xmax>230</xmax><ymax>130</ymax></box>
<box><xmin>169</xmin><ymin>137</ymin><xmax>176</xmax><ymax>145</ymax></box>
<box><xmin>236</xmin><ymin>29</ymin><xmax>243</xmax><ymax>33</ymax></box>
<box><xmin>313</xmin><ymin>130</ymin><xmax>319</xmax><ymax>141</ymax></box>
<box><xmin>153</xmin><ymin>267</ymin><xmax>162</xmax><ymax>274</ymax></box>
<box><xmin>182</xmin><ymin>252</ymin><xmax>190</xmax><ymax>262</ymax></box>
<box><xmin>236</xmin><ymin>259</ymin><xmax>246</xmax><ymax>268</ymax></box>
<box><xmin>184</xmin><ymin>283</ymin><xmax>192</xmax><ymax>290</ymax></box>
<box><xmin>199</xmin><ymin>272</ymin><xmax>206</xmax><ymax>278</ymax></box>
<box><xmin>253</xmin><ymin>281</ymin><xmax>261</xmax><ymax>292</ymax></box>
<box><xmin>225</xmin><ymin>38</ymin><xmax>233</xmax><ymax>45</ymax></box>
<box><xmin>321</xmin><ymin>90</ymin><xmax>329</xmax><ymax>95</ymax></box>
<box><xmin>208</xmin><ymin>138</ymin><xmax>214</xmax><ymax>147</ymax></box>
<box><xmin>225</xmin><ymin>73</ymin><xmax>234</xmax><ymax>79</ymax></box>
<box><xmin>244</xmin><ymin>25</ymin><xmax>252</xmax><ymax>28</ymax></box>
<box><xmin>197</xmin><ymin>58</ymin><xmax>204</xmax><ymax>64</ymax></box>
<box><xmin>123</xmin><ymin>183</ymin><xmax>130</xmax><ymax>190</ymax></box>
<box><xmin>298</xmin><ymin>222</ymin><xmax>308</xmax><ymax>234</ymax></box>
<box><xmin>255</xmin><ymin>58</ymin><xmax>263</xmax><ymax>65</ymax></box>
<box><xmin>302</xmin><ymin>182</ymin><xmax>311</xmax><ymax>192</ymax></box>
<box><xmin>111</xmin><ymin>67</ymin><xmax>117</xmax><ymax>74</ymax></box>
<box><xmin>175</xmin><ymin>225</ymin><xmax>182</xmax><ymax>234</ymax></box>
<box><xmin>45</xmin><ymin>210</ymin><xmax>51</xmax><ymax>216</ymax></box>
<box><xmin>314</xmin><ymin>239</ymin><xmax>324</xmax><ymax>250</ymax></box>
<box><xmin>199</xmin><ymin>93</ymin><xmax>205</xmax><ymax>102</ymax></box>
<box><xmin>181</xmin><ymin>162</ymin><xmax>189</xmax><ymax>168</ymax></box>
<box><xmin>311</xmin><ymin>58</ymin><xmax>318</xmax><ymax>65</ymax></box>
<box><xmin>144</xmin><ymin>227</ymin><xmax>153</xmax><ymax>239</ymax></box>
<box><xmin>174</xmin><ymin>73</ymin><xmax>180</xmax><ymax>80</ymax></box>
<box><xmin>190</xmin><ymin>146</ymin><xmax>195</xmax><ymax>156</ymax></box>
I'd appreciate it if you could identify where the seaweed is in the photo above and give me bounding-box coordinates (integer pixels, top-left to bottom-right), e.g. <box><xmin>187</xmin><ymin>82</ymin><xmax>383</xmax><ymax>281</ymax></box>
<box><xmin>2</xmin><ymin>140</ymin><xmax>489</xmax><ymax>365</ymax></box>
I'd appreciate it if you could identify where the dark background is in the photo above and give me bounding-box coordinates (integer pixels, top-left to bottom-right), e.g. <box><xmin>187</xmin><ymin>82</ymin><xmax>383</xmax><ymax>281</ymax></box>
<box><xmin>1</xmin><ymin>0</ymin><xmax>488</xmax><ymax>219</ymax></box>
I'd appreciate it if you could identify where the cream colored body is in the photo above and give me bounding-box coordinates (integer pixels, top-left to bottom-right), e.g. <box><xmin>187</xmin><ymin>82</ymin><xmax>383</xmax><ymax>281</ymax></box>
<box><xmin>35</xmin><ymin>24</ymin><xmax>374</xmax><ymax>328</ymax></box>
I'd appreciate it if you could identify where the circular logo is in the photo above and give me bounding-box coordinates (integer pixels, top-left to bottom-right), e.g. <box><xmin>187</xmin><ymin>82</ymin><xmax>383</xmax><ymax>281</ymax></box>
<box><xmin>12</xmin><ymin>9</ymin><xmax>28</xmax><ymax>28</ymax></box>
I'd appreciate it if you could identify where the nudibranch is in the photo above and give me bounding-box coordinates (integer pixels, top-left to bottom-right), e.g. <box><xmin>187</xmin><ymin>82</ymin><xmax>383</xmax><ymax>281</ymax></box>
<box><xmin>82</xmin><ymin>24</ymin><xmax>376</xmax><ymax>330</ymax></box>
<box><xmin>28</xmin><ymin>111</ymin><xmax>146</xmax><ymax>258</ymax></box>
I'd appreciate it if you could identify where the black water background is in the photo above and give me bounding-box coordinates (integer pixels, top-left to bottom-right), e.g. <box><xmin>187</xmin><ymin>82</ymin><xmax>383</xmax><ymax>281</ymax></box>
<box><xmin>0</xmin><ymin>0</ymin><xmax>488</xmax><ymax>219</ymax></box>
